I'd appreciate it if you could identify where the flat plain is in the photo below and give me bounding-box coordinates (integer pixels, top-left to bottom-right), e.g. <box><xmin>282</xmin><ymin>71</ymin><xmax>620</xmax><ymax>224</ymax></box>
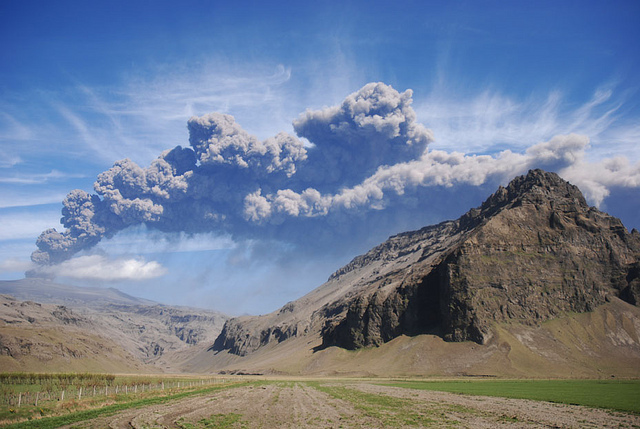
<box><xmin>3</xmin><ymin>378</ymin><xmax>639</xmax><ymax>428</ymax></box>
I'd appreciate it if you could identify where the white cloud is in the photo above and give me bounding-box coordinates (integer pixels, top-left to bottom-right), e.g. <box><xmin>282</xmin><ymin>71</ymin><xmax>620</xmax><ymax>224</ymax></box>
<box><xmin>0</xmin><ymin>258</ymin><xmax>35</xmax><ymax>274</ymax></box>
<box><xmin>244</xmin><ymin>133</ymin><xmax>640</xmax><ymax>220</ymax></box>
<box><xmin>416</xmin><ymin>84</ymin><xmax>639</xmax><ymax>162</ymax></box>
<box><xmin>38</xmin><ymin>255</ymin><xmax>167</xmax><ymax>281</ymax></box>
<box><xmin>0</xmin><ymin>153</ymin><xmax>21</xmax><ymax>169</ymax></box>
<box><xmin>95</xmin><ymin>227</ymin><xmax>235</xmax><ymax>255</ymax></box>
<box><xmin>0</xmin><ymin>192</ymin><xmax>68</xmax><ymax>209</ymax></box>
<box><xmin>560</xmin><ymin>156</ymin><xmax>640</xmax><ymax>206</ymax></box>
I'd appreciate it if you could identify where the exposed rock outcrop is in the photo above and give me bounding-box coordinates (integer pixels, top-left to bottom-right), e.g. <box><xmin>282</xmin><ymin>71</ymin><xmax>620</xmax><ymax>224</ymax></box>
<box><xmin>212</xmin><ymin>170</ymin><xmax>640</xmax><ymax>355</ymax></box>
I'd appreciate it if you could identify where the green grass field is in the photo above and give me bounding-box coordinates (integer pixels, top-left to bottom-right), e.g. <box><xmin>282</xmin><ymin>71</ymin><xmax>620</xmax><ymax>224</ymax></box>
<box><xmin>0</xmin><ymin>373</ymin><xmax>239</xmax><ymax>427</ymax></box>
<box><xmin>384</xmin><ymin>379</ymin><xmax>640</xmax><ymax>414</ymax></box>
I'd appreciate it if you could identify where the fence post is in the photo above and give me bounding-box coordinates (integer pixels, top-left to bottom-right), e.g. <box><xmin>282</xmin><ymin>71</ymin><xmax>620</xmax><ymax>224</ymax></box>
<box><xmin>78</xmin><ymin>387</ymin><xmax>82</xmax><ymax>400</ymax></box>
<box><xmin>35</xmin><ymin>392</ymin><xmax>39</xmax><ymax>407</ymax></box>
<box><xmin>61</xmin><ymin>390</ymin><xmax>65</xmax><ymax>402</ymax></box>
<box><xmin>18</xmin><ymin>392</ymin><xmax>22</xmax><ymax>408</ymax></box>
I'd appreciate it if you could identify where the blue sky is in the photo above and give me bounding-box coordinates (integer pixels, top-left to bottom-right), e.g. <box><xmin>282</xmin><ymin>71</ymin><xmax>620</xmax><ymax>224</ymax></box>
<box><xmin>1</xmin><ymin>0</ymin><xmax>639</xmax><ymax>315</ymax></box>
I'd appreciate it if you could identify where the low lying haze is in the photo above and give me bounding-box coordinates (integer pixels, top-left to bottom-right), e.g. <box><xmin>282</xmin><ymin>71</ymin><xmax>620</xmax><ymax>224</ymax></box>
<box><xmin>1</xmin><ymin>1</ymin><xmax>639</xmax><ymax>314</ymax></box>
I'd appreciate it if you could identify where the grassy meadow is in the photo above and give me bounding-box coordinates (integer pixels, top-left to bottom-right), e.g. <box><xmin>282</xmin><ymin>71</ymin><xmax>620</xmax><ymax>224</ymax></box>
<box><xmin>384</xmin><ymin>379</ymin><xmax>640</xmax><ymax>414</ymax></box>
<box><xmin>0</xmin><ymin>372</ymin><xmax>237</xmax><ymax>427</ymax></box>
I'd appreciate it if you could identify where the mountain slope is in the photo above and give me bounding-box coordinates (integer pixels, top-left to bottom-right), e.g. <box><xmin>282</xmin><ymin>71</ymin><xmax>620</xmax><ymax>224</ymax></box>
<box><xmin>187</xmin><ymin>297</ymin><xmax>640</xmax><ymax>378</ymax></box>
<box><xmin>0</xmin><ymin>280</ymin><xmax>229</xmax><ymax>373</ymax></box>
<box><xmin>323</xmin><ymin>169</ymin><xmax>640</xmax><ymax>348</ymax></box>
<box><xmin>205</xmin><ymin>169</ymin><xmax>640</xmax><ymax>376</ymax></box>
<box><xmin>0</xmin><ymin>294</ymin><xmax>147</xmax><ymax>373</ymax></box>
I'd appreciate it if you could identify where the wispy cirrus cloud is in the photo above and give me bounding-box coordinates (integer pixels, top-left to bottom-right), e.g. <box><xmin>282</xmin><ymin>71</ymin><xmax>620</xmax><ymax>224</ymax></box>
<box><xmin>1</xmin><ymin>61</ymin><xmax>299</xmax><ymax>170</ymax></box>
<box><xmin>416</xmin><ymin>83</ymin><xmax>640</xmax><ymax>161</ymax></box>
<box><xmin>58</xmin><ymin>63</ymin><xmax>297</xmax><ymax>165</ymax></box>
<box><xmin>0</xmin><ymin>112</ymin><xmax>34</xmax><ymax>142</ymax></box>
<box><xmin>0</xmin><ymin>209</ymin><xmax>62</xmax><ymax>241</ymax></box>
<box><xmin>0</xmin><ymin>170</ymin><xmax>86</xmax><ymax>185</ymax></box>
<box><xmin>0</xmin><ymin>154</ymin><xmax>22</xmax><ymax>169</ymax></box>
<box><xmin>0</xmin><ymin>193</ymin><xmax>67</xmax><ymax>209</ymax></box>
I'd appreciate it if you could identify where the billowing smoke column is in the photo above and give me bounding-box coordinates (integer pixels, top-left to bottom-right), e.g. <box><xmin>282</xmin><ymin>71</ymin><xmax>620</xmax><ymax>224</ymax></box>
<box><xmin>31</xmin><ymin>82</ymin><xmax>432</xmax><ymax>266</ymax></box>
<box><xmin>31</xmin><ymin>81</ymin><xmax>640</xmax><ymax>270</ymax></box>
<box><xmin>291</xmin><ymin>82</ymin><xmax>432</xmax><ymax>190</ymax></box>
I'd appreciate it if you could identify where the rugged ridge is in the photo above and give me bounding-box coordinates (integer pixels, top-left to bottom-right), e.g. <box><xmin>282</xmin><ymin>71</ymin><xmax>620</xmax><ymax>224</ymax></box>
<box><xmin>212</xmin><ymin>169</ymin><xmax>640</xmax><ymax>356</ymax></box>
<box><xmin>323</xmin><ymin>169</ymin><xmax>640</xmax><ymax>348</ymax></box>
<box><xmin>0</xmin><ymin>280</ymin><xmax>229</xmax><ymax>372</ymax></box>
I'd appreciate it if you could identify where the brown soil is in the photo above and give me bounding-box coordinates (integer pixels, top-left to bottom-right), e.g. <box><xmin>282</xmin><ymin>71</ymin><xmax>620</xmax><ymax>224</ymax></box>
<box><xmin>58</xmin><ymin>381</ymin><xmax>640</xmax><ymax>428</ymax></box>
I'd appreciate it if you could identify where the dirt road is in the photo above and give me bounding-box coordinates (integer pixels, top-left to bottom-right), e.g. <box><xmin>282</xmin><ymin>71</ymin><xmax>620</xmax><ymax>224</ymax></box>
<box><xmin>59</xmin><ymin>382</ymin><xmax>640</xmax><ymax>428</ymax></box>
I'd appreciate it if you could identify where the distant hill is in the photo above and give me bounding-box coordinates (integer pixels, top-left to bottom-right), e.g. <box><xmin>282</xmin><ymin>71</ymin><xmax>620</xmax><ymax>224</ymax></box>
<box><xmin>197</xmin><ymin>169</ymin><xmax>640</xmax><ymax>377</ymax></box>
<box><xmin>0</xmin><ymin>278</ymin><xmax>156</xmax><ymax>307</ymax></box>
<box><xmin>0</xmin><ymin>280</ymin><xmax>229</xmax><ymax>373</ymax></box>
<box><xmin>0</xmin><ymin>294</ymin><xmax>147</xmax><ymax>373</ymax></box>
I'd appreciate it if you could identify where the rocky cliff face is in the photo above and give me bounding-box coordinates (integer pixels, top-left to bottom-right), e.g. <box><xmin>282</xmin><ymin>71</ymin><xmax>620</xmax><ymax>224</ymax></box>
<box><xmin>322</xmin><ymin>170</ymin><xmax>640</xmax><ymax>348</ymax></box>
<box><xmin>212</xmin><ymin>170</ymin><xmax>640</xmax><ymax>355</ymax></box>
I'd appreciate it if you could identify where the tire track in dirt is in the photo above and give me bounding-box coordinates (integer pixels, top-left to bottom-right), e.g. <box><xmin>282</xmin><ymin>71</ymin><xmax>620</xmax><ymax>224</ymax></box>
<box><xmin>59</xmin><ymin>383</ymin><xmax>369</xmax><ymax>428</ymax></box>
<box><xmin>277</xmin><ymin>383</ymin><xmax>365</xmax><ymax>428</ymax></box>
<box><xmin>56</xmin><ymin>381</ymin><xmax>640</xmax><ymax>428</ymax></box>
<box><xmin>196</xmin><ymin>383</ymin><xmax>372</xmax><ymax>428</ymax></box>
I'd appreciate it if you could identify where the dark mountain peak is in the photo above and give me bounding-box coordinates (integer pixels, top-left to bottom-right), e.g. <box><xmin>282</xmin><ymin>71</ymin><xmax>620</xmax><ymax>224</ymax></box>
<box><xmin>460</xmin><ymin>169</ymin><xmax>588</xmax><ymax>231</ymax></box>
<box><xmin>499</xmin><ymin>169</ymin><xmax>586</xmax><ymax>207</ymax></box>
<box><xmin>333</xmin><ymin>170</ymin><xmax>586</xmax><ymax>281</ymax></box>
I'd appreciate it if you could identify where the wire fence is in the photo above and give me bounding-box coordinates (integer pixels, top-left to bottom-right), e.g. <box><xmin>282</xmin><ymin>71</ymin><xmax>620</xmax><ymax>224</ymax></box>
<box><xmin>0</xmin><ymin>378</ymin><xmax>229</xmax><ymax>409</ymax></box>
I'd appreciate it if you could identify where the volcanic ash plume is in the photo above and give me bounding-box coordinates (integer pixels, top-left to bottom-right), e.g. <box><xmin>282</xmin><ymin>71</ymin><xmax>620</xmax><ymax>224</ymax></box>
<box><xmin>30</xmin><ymin>81</ymin><xmax>639</xmax><ymax>275</ymax></box>
<box><xmin>30</xmin><ymin>83</ymin><xmax>433</xmax><ymax>269</ymax></box>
